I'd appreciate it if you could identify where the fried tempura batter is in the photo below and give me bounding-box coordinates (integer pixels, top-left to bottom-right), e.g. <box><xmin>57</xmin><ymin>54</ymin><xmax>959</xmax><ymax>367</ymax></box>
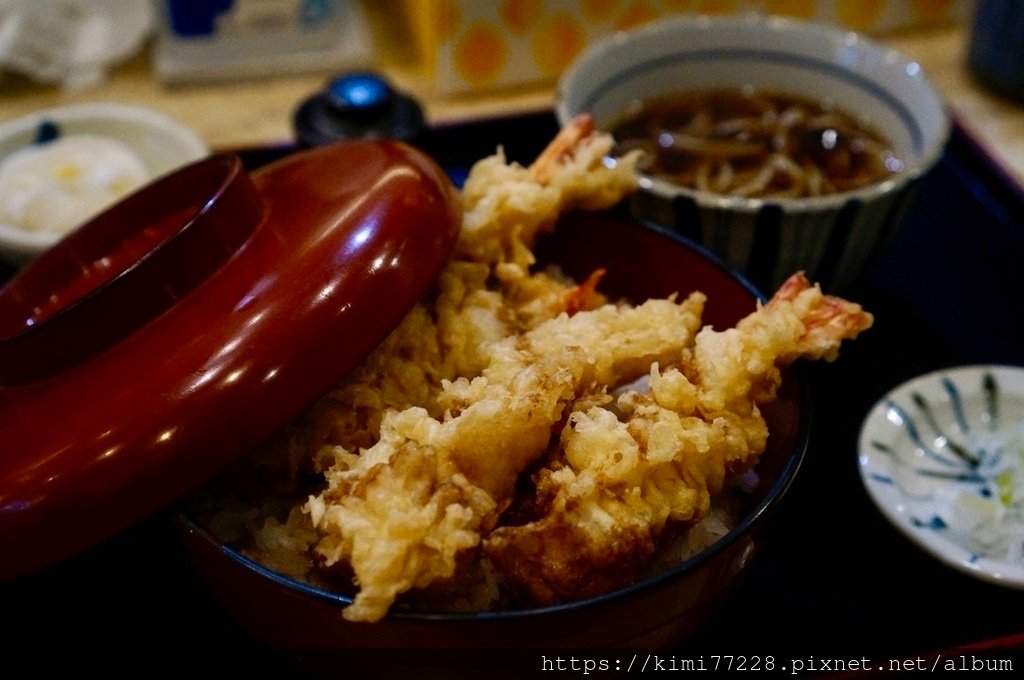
<box><xmin>309</xmin><ymin>294</ymin><xmax>709</xmax><ymax>621</ymax></box>
<box><xmin>236</xmin><ymin>115</ymin><xmax>633</xmax><ymax>491</ymax></box>
<box><xmin>483</xmin><ymin>273</ymin><xmax>872</xmax><ymax>604</ymax></box>
<box><xmin>301</xmin><ymin>115</ymin><xmax>655</xmax><ymax>622</ymax></box>
<box><xmin>228</xmin><ymin>115</ymin><xmax>872</xmax><ymax>623</ymax></box>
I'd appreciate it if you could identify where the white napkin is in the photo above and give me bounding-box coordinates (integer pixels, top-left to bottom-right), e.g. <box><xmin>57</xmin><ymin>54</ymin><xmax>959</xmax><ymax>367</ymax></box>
<box><xmin>0</xmin><ymin>0</ymin><xmax>153</xmax><ymax>90</ymax></box>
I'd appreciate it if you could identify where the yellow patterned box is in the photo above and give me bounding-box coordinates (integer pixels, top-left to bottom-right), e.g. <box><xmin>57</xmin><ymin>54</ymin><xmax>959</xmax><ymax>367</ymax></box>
<box><xmin>397</xmin><ymin>0</ymin><xmax>965</xmax><ymax>94</ymax></box>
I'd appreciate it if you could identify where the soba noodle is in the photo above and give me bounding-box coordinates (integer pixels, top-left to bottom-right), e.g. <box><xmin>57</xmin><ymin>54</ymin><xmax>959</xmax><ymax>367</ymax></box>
<box><xmin>610</xmin><ymin>88</ymin><xmax>904</xmax><ymax>199</ymax></box>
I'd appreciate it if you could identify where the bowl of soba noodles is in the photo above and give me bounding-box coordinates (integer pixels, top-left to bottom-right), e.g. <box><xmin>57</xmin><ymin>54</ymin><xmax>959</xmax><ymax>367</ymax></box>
<box><xmin>556</xmin><ymin>14</ymin><xmax>950</xmax><ymax>292</ymax></box>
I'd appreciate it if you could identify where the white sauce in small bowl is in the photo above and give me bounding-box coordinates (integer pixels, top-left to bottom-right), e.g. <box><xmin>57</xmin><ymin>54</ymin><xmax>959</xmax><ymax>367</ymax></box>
<box><xmin>0</xmin><ymin>134</ymin><xmax>149</xmax><ymax>236</ymax></box>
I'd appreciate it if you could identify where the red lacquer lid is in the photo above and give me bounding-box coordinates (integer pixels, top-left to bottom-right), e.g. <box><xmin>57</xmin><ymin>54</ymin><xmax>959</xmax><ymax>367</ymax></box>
<box><xmin>0</xmin><ymin>140</ymin><xmax>461</xmax><ymax>579</ymax></box>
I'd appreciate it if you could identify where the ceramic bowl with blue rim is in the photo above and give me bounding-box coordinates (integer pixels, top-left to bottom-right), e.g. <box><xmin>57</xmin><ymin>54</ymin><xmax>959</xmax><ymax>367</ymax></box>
<box><xmin>858</xmin><ymin>365</ymin><xmax>1024</xmax><ymax>588</ymax></box>
<box><xmin>555</xmin><ymin>14</ymin><xmax>950</xmax><ymax>293</ymax></box>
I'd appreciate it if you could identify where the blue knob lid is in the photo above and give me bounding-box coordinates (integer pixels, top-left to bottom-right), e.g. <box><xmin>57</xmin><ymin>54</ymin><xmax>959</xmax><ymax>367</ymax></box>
<box><xmin>294</xmin><ymin>71</ymin><xmax>425</xmax><ymax>147</ymax></box>
<box><xmin>326</xmin><ymin>73</ymin><xmax>392</xmax><ymax>114</ymax></box>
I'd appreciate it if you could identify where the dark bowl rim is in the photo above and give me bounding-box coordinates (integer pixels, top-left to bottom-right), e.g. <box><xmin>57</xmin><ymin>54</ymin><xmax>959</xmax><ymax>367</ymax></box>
<box><xmin>177</xmin><ymin>218</ymin><xmax>814</xmax><ymax>623</ymax></box>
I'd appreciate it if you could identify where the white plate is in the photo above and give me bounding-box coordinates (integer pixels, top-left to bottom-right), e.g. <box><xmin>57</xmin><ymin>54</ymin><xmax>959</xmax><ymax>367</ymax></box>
<box><xmin>858</xmin><ymin>364</ymin><xmax>1024</xmax><ymax>588</ymax></box>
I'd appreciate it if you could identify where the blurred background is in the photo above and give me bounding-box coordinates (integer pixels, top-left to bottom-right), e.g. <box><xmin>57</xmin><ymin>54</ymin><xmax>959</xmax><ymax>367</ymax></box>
<box><xmin>0</xmin><ymin>1</ymin><xmax>1014</xmax><ymax>163</ymax></box>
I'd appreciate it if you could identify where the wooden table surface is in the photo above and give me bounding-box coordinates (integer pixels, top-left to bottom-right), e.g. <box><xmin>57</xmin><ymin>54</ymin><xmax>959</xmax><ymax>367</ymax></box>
<box><xmin>1</xmin><ymin>19</ymin><xmax>1022</xmax><ymax>188</ymax></box>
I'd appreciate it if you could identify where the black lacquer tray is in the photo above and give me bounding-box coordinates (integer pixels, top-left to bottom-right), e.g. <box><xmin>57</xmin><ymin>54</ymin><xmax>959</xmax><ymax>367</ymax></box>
<box><xmin>3</xmin><ymin>110</ymin><xmax>1022</xmax><ymax>670</ymax></box>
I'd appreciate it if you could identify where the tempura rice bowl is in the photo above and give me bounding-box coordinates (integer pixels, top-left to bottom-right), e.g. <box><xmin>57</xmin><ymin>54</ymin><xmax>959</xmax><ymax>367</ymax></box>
<box><xmin>178</xmin><ymin>210</ymin><xmax>810</xmax><ymax>650</ymax></box>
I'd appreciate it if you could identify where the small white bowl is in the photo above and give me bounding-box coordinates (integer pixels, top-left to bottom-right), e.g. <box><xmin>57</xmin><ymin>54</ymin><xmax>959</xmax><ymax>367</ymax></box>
<box><xmin>858</xmin><ymin>365</ymin><xmax>1024</xmax><ymax>589</ymax></box>
<box><xmin>556</xmin><ymin>14</ymin><xmax>950</xmax><ymax>292</ymax></box>
<box><xmin>0</xmin><ymin>103</ymin><xmax>209</xmax><ymax>265</ymax></box>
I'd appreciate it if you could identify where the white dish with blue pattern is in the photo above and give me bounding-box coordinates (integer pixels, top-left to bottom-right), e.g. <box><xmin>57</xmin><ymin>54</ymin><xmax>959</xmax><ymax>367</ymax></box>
<box><xmin>859</xmin><ymin>365</ymin><xmax>1024</xmax><ymax>588</ymax></box>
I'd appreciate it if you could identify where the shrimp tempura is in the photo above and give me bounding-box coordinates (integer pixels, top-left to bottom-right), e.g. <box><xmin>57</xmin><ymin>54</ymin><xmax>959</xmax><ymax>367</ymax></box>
<box><xmin>483</xmin><ymin>273</ymin><xmax>872</xmax><ymax>604</ymax></box>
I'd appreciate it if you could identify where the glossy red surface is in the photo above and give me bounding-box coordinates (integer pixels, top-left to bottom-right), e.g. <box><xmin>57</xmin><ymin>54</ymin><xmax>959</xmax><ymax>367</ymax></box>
<box><xmin>178</xmin><ymin>210</ymin><xmax>808</xmax><ymax>653</ymax></box>
<box><xmin>0</xmin><ymin>156</ymin><xmax>260</xmax><ymax>385</ymax></box>
<box><xmin>0</xmin><ymin>140</ymin><xmax>461</xmax><ymax>580</ymax></box>
<box><xmin>25</xmin><ymin>206</ymin><xmax>201</xmax><ymax>326</ymax></box>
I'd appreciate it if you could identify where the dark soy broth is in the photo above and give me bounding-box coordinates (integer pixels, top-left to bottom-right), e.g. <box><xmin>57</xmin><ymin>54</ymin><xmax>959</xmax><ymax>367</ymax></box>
<box><xmin>610</xmin><ymin>88</ymin><xmax>904</xmax><ymax>199</ymax></box>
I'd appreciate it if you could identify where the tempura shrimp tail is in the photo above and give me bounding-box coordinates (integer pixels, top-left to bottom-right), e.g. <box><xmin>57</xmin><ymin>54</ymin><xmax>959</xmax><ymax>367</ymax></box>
<box><xmin>529</xmin><ymin>113</ymin><xmax>596</xmax><ymax>184</ymax></box>
<box><xmin>693</xmin><ymin>271</ymin><xmax>873</xmax><ymax>410</ymax></box>
<box><xmin>762</xmin><ymin>271</ymin><xmax>874</xmax><ymax>363</ymax></box>
<box><xmin>456</xmin><ymin>113</ymin><xmax>639</xmax><ymax>268</ymax></box>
